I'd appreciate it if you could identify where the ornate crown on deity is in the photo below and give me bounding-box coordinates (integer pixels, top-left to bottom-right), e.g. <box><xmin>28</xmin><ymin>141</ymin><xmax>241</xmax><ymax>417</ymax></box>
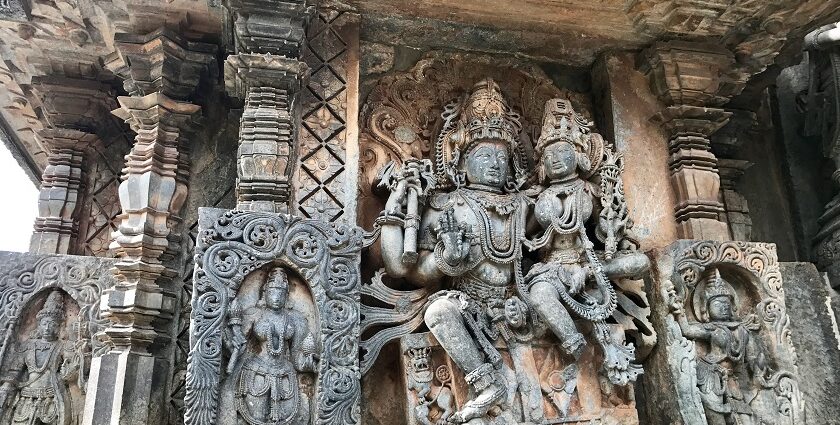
<box><xmin>535</xmin><ymin>98</ymin><xmax>606</xmax><ymax>179</ymax></box>
<box><xmin>703</xmin><ymin>269</ymin><xmax>735</xmax><ymax>304</ymax></box>
<box><xmin>460</xmin><ymin>79</ymin><xmax>521</xmax><ymax>149</ymax></box>
<box><xmin>435</xmin><ymin>78</ymin><xmax>528</xmax><ymax>188</ymax></box>
<box><xmin>266</xmin><ymin>267</ymin><xmax>289</xmax><ymax>290</ymax></box>
<box><xmin>37</xmin><ymin>290</ymin><xmax>64</xmax><ymax>322</ymax></box>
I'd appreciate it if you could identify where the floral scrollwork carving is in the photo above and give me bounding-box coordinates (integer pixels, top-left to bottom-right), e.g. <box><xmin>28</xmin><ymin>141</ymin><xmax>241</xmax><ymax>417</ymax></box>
<box><xmin>185</xmin><ymin>210</ymin><xmax>364</xmax><ymax>425</ymax></box>
<box><xmin>669</xmin><ymin>241</ymin><xmax>803</xmax><ymax>425</ymax></box>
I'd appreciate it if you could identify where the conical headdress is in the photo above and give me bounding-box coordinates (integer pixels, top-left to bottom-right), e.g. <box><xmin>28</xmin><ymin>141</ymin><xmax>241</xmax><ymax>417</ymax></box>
<box><xmin>435</xmin><ymin>78</ymin><xmax>527</xmax><ymax>188</ymax></box>
<box><xmin>37</xmin><ymin>290</ymin><xmax>64</xmax><ymax>322</ymax></box>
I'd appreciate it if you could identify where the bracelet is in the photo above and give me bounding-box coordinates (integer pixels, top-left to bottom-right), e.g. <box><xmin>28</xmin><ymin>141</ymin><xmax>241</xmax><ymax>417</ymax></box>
<box><xmin>375</xmin><ymin>212</ymin><xmax>406</xmax><ymax>228</ymax></box>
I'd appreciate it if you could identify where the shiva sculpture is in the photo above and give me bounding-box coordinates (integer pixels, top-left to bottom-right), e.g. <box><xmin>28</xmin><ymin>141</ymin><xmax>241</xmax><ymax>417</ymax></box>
<box><xmin>524</xmin><ymin>98</ymin><xmax>649</xmax><ymax>385</ymax></box>
<box><xmin>374</xmin><ymin>78</ymin><xmax>649</xmax><ymax>423</ymax></box>
<box><xmin>225</xmin><ymin>267</ymin><xmax>317</xmax><ymax>425</ymax></box>
<box><xmin>0</xmin><ymin>290</ymin><xmax>83</xmax><ymax>425</ymax></box>
<box><xmin>670</xmin><ymin>270</ymin><xmax>766</xmax><ymax>425</ymax></box>
<box><xmin>379</xmin><ymin>78</ymin><xmax>531</xmax><ymax>422</ymax></box>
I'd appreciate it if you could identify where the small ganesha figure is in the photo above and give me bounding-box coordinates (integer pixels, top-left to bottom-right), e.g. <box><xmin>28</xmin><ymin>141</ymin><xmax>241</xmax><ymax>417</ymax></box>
<box><xmin>524</xmin><ymin>99</ymin><xmax>650</xmax><ymax>385</ymax></box>
<box><xmin>0</xmin><ymin>290</ymin><xmax>84</xmax><ymax>425</ymax></box>
<box><xmin>225</xmin><ymin>267</ymin><xmax>317</xmax><ymax>425</ymax></box>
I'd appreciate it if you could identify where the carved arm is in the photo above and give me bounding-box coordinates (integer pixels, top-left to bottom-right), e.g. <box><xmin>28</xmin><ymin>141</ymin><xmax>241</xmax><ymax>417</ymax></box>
<box><xmin>289</xmin><ymin>314</ymin><xmax>317</xmax><ymax>373</ymax></box>
<box><xmin>225</xmin><ymin>299</ymin><xmax>247</xmax><ymax>374</ymax></box>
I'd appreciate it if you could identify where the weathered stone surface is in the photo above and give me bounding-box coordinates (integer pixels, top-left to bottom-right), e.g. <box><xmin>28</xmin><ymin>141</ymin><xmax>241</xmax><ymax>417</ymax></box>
<box><xmin>0</xmin><ymin>251</ymin><xmax>117</xmax><ymax>425</ymax></box>
<box><xmin>645</xmin><ymin>241</ymin><xmax>804</xmax><ymax>425</ymax></box>
<box><xmin>185</xmin><ymin>208</ymin><xmax>364</xmax><ymax>425</ymax></box>
<box><xmin>780</xmin><ymin>262</ymin><xmax>840</xmax><ymax>423</ymax></box>
<box><xmin>593</xmin><ymin>52</ymin><xmax>679</xmax><ymax>251</ymax></box>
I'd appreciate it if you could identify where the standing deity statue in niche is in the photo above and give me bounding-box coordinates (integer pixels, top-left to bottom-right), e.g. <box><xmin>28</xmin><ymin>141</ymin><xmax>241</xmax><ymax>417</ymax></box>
<box><xmin>524</xmin><ymin>99</ymin><xmax>649</xmax><ymax>385</ymax></box>
<box><xmin>669</xmin><ymin>270</ymin><xmax>768</xmax><ymax>425</ymax></box>
<box><xmin>380</xmin><ymin>78</ymin><xmax>531</xmax><ymax>423</ymax></box>
<box><xmin>0</xmin><ymin>290</ymin><xmax>84</xmax><ymax>425</ymax></box>
<box><xmin>225</xmin><ymin>267</ymin><xmax>317</xmax><ymax>425</ymax></box>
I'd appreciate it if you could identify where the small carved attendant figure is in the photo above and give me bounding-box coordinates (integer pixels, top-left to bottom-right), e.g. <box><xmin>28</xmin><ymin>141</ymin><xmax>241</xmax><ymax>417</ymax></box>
<box><xmin>671</xmin><ymin>270</ymin><xmax>764</xmax><ymax>425</ymax></box>
<box><xmin>226</xmin><ymin>267</ymin><xmax>317</xmax><ymax>425</ymax></box>
<box><xmin>0</xmin><ymin>290</ymin><xmax>80</xmax><ymax>425</ymax></box>
<box><xmin>525</xmin><ymin>99</ymin><xmax>649</xmax><ymax>386</ymax></box>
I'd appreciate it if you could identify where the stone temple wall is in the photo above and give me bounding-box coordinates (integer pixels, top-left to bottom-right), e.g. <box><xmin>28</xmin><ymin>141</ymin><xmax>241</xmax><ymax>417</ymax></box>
<box><xmin>0</xmin><ymin>2</ymin><xmax>839</xmax><ymax>425</ymax></box>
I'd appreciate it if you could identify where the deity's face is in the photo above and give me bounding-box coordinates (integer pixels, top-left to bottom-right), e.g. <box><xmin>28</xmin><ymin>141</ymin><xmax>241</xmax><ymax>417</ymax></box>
<box><xmin>264</xmin><ymin>286</ymin><xmax>288</xmax><ymax>311</ymax></box>
<box><xmin>464</xmin><ymin>140</ymin><xmax>510</xmax><ymax>189</ymax></box>
<box><xmin>38</xmin><ymin>318</ymin><xmax>59</xmax><ymax>341</ymax></box>
<box><xmin>708</xmin><ymin>296</ymin><xmax>734</xmax><ymax>321</ymax></box>
<box><xmin>541</xmin><ymin>141</ymin><xmax>578</xmax><ymax>181</ymax></box>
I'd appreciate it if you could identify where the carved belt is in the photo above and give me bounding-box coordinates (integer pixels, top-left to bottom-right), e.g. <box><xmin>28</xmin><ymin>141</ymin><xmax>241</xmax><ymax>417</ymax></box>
<box><xmin>19</xmin><ymin>387</ymin><xmax>55</xmax><ymax>398</ymax></box>
<box><xmin>452</xmin><ymin>276</ymin><xmax>509</xmax><ymax>303</ymax></box>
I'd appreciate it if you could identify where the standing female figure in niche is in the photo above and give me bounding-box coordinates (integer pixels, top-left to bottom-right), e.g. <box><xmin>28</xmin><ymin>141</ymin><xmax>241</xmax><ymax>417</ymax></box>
<box><xmin>226</xmin><ymin>267</ymin><xmax>317</xmax><ymax>425</ymax></box>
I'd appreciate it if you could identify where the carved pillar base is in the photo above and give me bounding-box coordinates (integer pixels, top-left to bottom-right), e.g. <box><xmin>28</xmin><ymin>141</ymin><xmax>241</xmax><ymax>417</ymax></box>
<box><xmin>83</xmin><ymin>350</ymin><xmax>168</xmax><ymax>425</ymax></box>
<box><xmin>30</xmin><ymin>129</ymin><xmax>99</xmax><ymax>254</ymax></box>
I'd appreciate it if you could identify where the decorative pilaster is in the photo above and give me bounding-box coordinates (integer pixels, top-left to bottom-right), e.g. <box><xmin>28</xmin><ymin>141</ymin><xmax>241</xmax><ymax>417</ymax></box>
<box><xmin>226</xmin><ymin>55</ymin><xmax>307</xmax><ymax>212</ymax></box>
<box><xmin>28</xmin><ymin>77</ymin><xmax>117</xmax><ymax>254</ymax></box>
<box><xmin>224</xmin><ymin>0</ymin><xmax>313</xmax><ymax>213</ymax></box>
<box><xmin>82</xmin><ymin>28</ymin><xmax>215</xmax><ymax>425</ymax></box>
<box><xmin>639</xmin><ymin>41</ymin><xmax>748</xmax><ymax>240</ymax></box>
<box><xmin>805</xmin><ymin>23</ymin><xmax>840</xmax><ymax>282</ymax></box>
<box><xmin>30</xmin><ymin>129</ymin><xmax>98</xmax><ymax>254</ymax></box>
<box><xmin>712</xmin><ymin>109</ymin><xmax>758</xmax><ymax>242</ymax></box>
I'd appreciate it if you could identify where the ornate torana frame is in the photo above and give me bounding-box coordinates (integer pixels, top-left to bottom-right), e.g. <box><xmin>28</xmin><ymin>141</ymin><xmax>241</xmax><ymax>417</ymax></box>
<box><xmin>185</xmin><ymin>210</ymin><xmax>364</xmax><ymax>425</ymax></box>
<box><xmin>672</xmin><ymin>240</ymin><xmax>803</xmax><ymax>423</ymax></box>
<box><xmin>0</xmin><ymin>253</ymin><xmax>116</xmax><ymax>364</ymax></box>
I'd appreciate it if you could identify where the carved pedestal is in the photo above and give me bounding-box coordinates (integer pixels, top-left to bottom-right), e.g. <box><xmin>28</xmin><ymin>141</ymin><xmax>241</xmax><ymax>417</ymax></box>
<box><xmin>185</xmin><ymin>208</ymin><xmax>364</xmax><ymax>425</ymax></box>
<box><xmin>401</xmin><ymin>332</ymin><xmax>639</xmax><ymax>425</ymax></box>
<box><xmin>644</xmin><ymin>240</ymin><xmax>803</xmax><ymax>425</ymax></box>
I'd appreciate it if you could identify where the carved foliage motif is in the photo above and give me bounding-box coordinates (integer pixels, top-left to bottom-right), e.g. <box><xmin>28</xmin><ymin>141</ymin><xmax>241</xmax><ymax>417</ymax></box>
<box><xmin>185</xmin><ymin>210</ymin><xmax>363</xmax><ymax>425</ymax></box>
<box><xmin>294</xmin><ymin>11</ymin><xmax>358</xmax><ymax>223</ymax></box>
<box><xmin>668</xmin><ymin>241</ymin><xmax>803</xmax><ymax>424</ymax></box>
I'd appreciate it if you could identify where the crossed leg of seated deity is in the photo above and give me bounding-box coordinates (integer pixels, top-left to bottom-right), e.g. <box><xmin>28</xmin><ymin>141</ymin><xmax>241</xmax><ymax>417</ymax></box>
<box><xmin>424</xmin><ymin>297</ymin><xmax>507</xmax><ymax>423</ymax></box>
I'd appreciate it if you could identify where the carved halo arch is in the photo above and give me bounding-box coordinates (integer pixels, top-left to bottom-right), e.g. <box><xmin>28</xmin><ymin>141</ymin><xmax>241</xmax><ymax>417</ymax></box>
<box><xmin>672</xmin><ymin>240</ymin><xmax>803</xmax><ymax>424</ymax></box>
<box><xmin>185</xmin><ymin>210</ymin><xmax>364</xmax><ymax>425</ymax></box>
<box><xmin>0</xmin><ymin>255</ymin><xmax>113</xmax><ymax>366</ymax></box>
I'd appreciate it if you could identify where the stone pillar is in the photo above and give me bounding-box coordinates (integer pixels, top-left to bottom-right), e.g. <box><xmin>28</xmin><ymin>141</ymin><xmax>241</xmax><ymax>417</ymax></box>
<box><xmin>27</xmin><ymin>78</ymin><xmax>117</xmax><ymax>254</ymax></box>
<box><xmin>30</xmin><ymin>129</ymin><xmax>98</xmax><ymax>254</ymax></box>
<box><xmin>638</xmin><ymin>41</ymin><xmax>748</xmax><ymax>241</ymax></box>
<box><xmin>83</xmin><ymin>28</ymin><xmax>216</xmax><ymax>425</ymax></box>
<box><xmin>224</xmin><ymin>0</ymin><xmax>313</xmax><ymax>213</ymax></box>
<box><xmin>805</xmin><ymin>23</ymin><xmax>840</xmax><ymax>286</ymax></box>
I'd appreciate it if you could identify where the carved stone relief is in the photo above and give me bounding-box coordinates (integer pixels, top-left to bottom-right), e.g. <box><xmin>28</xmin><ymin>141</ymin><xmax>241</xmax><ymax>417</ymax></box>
<box><xmin>0</xmin><ymin>252</ymin><xmax>117</xmax><ymax>425</ymax></box>
<box><xmin>292</xmin><ymin>10</ymin><xmax>360</xmax><ymax>224</ymax></box>
<box><xmin>360</xmin><ymin>75</ymin><xmax>655</xmax><ymax>424</ymax></box>
<box><xmin>185</xmin><ymin>208</ymin><xmax>364</xmax><ymax>425</ymax></box>
<box><xmin>357</xmin><ymin>54</ymin><xmax>592</xmax><ymax>234</ymax></box>
<box><xmin>645</xmin><ymin>240</ymin><xmax>803</xmax><ymax>425</ymax></box>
